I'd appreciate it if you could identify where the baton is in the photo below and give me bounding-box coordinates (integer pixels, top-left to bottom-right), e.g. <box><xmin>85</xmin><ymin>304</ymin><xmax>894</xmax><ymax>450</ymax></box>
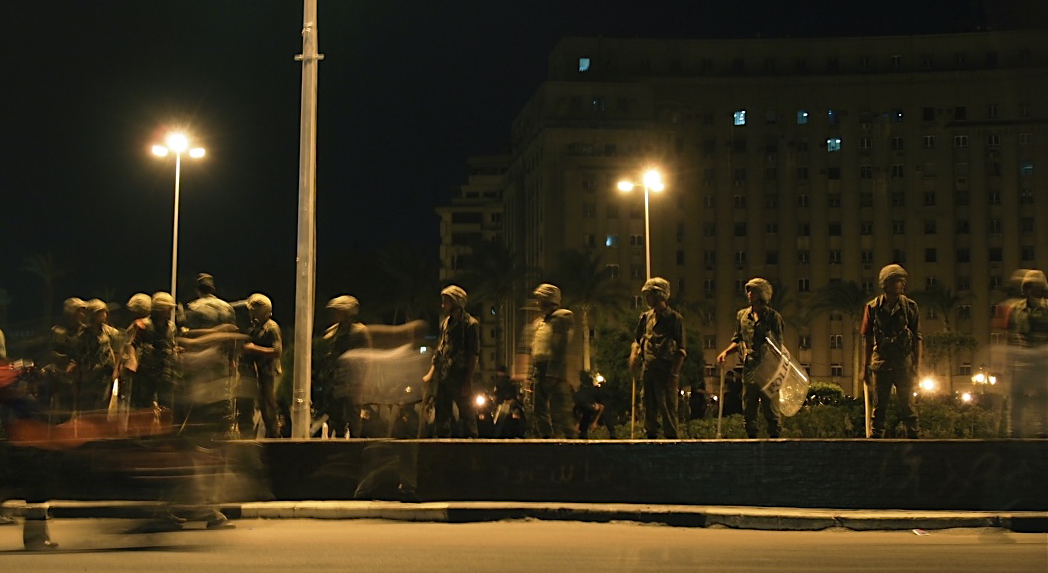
<box><xmin>716</xmin><ymin>366</ymin><xmax>725</xmax><ymax>439</ymax></box>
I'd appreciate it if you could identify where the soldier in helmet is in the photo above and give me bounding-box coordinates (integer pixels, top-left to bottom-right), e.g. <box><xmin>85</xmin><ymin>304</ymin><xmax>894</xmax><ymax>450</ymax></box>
<box><xmin>132</xmin><ymin>292</ymin><xmax>178</xmax><ymax>410</ymax></box>
<box><xmin>632</xmin><ymin>278</ymin><xmax>686</xmax><ymax>439</ymax></box>
<box><xmin>181</xmin><ymin>273</ymin><xmax>236</xmax><ymax>331</ymax></box>
<box><xmin>529</xmin><ymin>283</ymin><xmax>577</xmax><ymax>439</ymax></box>
<box><xmin>75</xmin><ymin>299</ymin><xmax>120</xmax><ymax>413</ymax></box>
<box><xmin>419</xmin><ymin>285</ymin><xmax>479</xmax><ymax>438</ymax></box>
<box><xmin>118</xmin><ymin>294</ymin><xmax>152</xmax><ymax>410</ymax></box>
<box><xmin>1006</xmin><ymin>269</ymin><xmax>1048</xmax><ymax>437</ymax></box>
<box><xmin>861</xmin><ymin>264</ymin><xmax>922</xmax><ymax>439</ymax></box>
<box><xmin>718</xmin><ymin>277</ymin><xmax>784</xmax><ymax>439</ymax></box>
<box><xmin>45</xmin><ymin>297</ymin><xmax>87</xmax><ymax>417</ymax></box>
<box><xmin>241</xmin><ymin>293</ymin><xmax>282</xmax><ymax>438</ymax></box>
<box><xmin>320</xmin><ymin>295</ymin><xmax>372</xmax><ymax>438</ymax></box>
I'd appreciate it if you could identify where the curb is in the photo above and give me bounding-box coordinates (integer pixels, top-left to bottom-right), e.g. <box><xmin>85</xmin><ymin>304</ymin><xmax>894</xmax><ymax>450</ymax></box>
<box><xmin>6</xmin><ymin>501</ymin><xmax>1047</xmax><ymax>533</ymax></box>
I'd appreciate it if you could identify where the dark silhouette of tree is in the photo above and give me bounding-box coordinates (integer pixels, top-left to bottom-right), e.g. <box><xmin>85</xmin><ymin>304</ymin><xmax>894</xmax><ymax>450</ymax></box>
<box><xmin>808</xmin><ymin>280</ymin><xmax>871</xmax><ymax>395</ymax></box>
<box><xmin>550</xmin><ymin>248</ymin><xmax>626</xmax><ymax>371</ymax></box>
<box><xmin>374</xmin><ymin>243</ymin><xmax>440</xmax><ymax>325</ymax></box>
<box><xmin>455</xmin><ymin>238</ymin><xmax>528</xmax><ymax>368</ymax></box>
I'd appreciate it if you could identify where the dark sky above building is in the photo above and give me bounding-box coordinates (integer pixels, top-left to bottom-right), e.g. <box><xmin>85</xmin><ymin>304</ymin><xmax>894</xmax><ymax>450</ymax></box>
<box><xmin>0</xmin><ymin>0</ymin><xmax>1040</xmax><ymax>325</ymax></box>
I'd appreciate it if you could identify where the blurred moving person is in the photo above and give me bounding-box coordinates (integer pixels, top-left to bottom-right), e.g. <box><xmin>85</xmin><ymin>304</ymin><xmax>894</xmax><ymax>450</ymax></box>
<box><xmin>76</xmin><ymin>299</ymin><xmax>119</xmax><ymax>413</ymax></box>
<box><xmin>320</xmin><ymin>295</ymin><xmax>372</xmax><ymax>438</ymax></box>
<box><xmin>1006</xmin><ymin>270</ymin><xmax>1048</xmax><ymax>438</ymax></box>
<box><xmin>530</xmin><ymin>283</ymin><xmax>576</xmax><ymax>439</ymax></box>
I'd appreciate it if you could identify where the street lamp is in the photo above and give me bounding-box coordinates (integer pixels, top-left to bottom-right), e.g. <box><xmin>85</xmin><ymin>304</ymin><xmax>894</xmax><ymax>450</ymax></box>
<box><xmin>617</xmin><ymin>168</ymin><xmax>665</xmax><ymax>439</ymax></box>
<box><xmin>617</xmin><ymin>169</ymin><xmax>664</xmax><ymax>280</ymax></box>
<box><xmin>152</xmin><ymin>133</ymin><xmax>205</xmax><ymax>312</ymax></box>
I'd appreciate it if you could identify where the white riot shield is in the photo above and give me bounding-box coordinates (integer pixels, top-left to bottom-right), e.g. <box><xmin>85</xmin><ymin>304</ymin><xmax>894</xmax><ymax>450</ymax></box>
<box><xmin>746</xmin><ymin>336</ymin><xmax>810</xmax><ymax>417</ymax></box>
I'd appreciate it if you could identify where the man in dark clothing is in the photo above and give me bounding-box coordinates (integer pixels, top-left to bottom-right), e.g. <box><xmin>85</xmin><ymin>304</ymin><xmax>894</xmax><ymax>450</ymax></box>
<box><xmin>133</xmin><ymin>292</ymin><xmax>177</xmax><ymax>410</ymax></box>
<box><xmin>718</xmin><ymin>278</ymin><xmax>785</xmax><ymax>438</ymax></box>
<box><xmin>242</xmin><ymin>293</ymin><xmax>283</xmax><ymax>439</ymax></box>
<box><xmin>1005</xmin><ymin>270</ymin><xmax>1047</xmax><ymax>437</ymax></box>
<box><xmin>630</xmin><ymin>277</ymin><xmax>686</xmax><ymax>439</ymax></box>
<box><xmin>861</xmin><ymin>264</ymin><xmax>922</xmax><ymax>439</ymax></box>
<box><xmin>419</xmin><ymin>285</ymin><xmax>479</xmax><ymax>438</ymax></box>
<box><xmin>574</xmin><ymin>370</ymin><xmax>617</xmax><ymax>439</ymax></box>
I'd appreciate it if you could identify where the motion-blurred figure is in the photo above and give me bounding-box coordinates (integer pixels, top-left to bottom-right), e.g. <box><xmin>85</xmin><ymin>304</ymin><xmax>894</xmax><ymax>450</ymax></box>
<box><xmin>75</xmin><ymin>299</ymin><xmax>119</xmax><ymax>413</ymax></box>
<box><xmin>181</xmin><ymin>273</ymin><xmax>236</xmax><ymax>330</ymax></box>
<box><xmin>1006</xmin><ymin>270</ymin><xmax>1048</xmax><ymax>438</ymax></box>
<box><xmin>633</xmin><ymin>278</ymin><xmax>686</xmax><ymax>439</ymax></box>
<box><xmin>241</xmin><ymin>294</ymin><xmax>283</xmax><ymax>438</ymax></box>
<box><xmin>530</xmin><ymin>283</ymin><xmax>576</xmax><ymax>439</ymax></box>
<box><xmin>45</xmin><ymin>297</ymin><xmax>86</xmax><ymax>419</ymax></box>
<box><xmin>574</xmin><ymin>370</ymin><xmax>616</xmax><ymax>439</ymax></box>
<box><xmin>419</xmin><ymin>285</ymin><xmax>478</xmax><ymax>438</ymax></box>
<box><xmin>320</xmin><ymin>295</ymin><xmax>372</xmax><ymax>438</ymax></box>
<box><xmin>132</xmin><ymin>292</ymin><xmax>177</xmax><ymax>411</ymax></box>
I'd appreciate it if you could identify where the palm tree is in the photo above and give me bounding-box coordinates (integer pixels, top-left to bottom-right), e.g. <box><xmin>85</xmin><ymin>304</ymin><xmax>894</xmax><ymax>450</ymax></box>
<box><xmin>375</xmin><ymin>243</ymin><xmax>441</xmax><ymax>324</ymax></box>
<box><xmin>23</xmin><ymin>252</ymin><xmax>64</xmax><ymax>329</ymax></box>
<box><xmin>909</xmin><ymin>283</ymin><xmax>966</xmax><ymax>332</ymax></box>
<box><xmin>808</xmin><ymin>280</ymin><xmax>872</xmax><ymax>395</ymax></box>
<box><xmin>455</xmin><ymin>237</ymin><xmax>528</xmax><ymax>368</ymax></box>
<box><xmin>910</xmin><ymin>283</ymin><xmax>972</xmax><ymax>391</ymax></box>
<box><xmin>550</xmin><ymin>249</ymin><xmax>626</xmax><ymax>371</ymax></box>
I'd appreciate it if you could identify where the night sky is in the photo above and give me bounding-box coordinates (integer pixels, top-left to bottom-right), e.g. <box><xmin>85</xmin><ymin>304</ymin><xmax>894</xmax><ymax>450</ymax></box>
<box><xmin>0</xmin><ymin>0</ymin><xmax>1035</xmax><ymax>327</ymax></box>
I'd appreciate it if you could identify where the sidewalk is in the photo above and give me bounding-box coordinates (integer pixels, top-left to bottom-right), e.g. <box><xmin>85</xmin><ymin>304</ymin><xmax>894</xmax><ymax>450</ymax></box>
<box><xmin>9</xmin><ymin>500</ymin><xmax>1047</xmax><ymax>533</ymax></box>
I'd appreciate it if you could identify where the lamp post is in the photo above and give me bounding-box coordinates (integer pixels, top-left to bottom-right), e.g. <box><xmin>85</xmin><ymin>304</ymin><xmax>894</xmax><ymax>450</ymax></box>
<box><xmin>617</xmin><ymin>169</ymin><xmax>664</xmax><ymax>438</ymax></box>
<box><xmin>152</xmin><ymin>133</ymin><xmax>205</xmax><ymax>312</ymax></box>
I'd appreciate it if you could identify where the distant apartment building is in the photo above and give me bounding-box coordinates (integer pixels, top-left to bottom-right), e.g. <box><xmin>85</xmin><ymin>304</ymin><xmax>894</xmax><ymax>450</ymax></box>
<box><xmin>441</xmin><ymin>30</ymin><xmax>1048</xmax><ymax>395</ymax></box>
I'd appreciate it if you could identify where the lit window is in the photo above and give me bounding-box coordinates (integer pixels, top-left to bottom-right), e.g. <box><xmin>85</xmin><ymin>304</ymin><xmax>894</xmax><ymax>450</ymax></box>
<box><xmin>797</xmin><ymin>110</ymin><xmax>809</xmax><ymax>124</ymax></box>
<box><xmin>828</xmin><ymin>109</ymin><xmax>837</xmax><ymax>125</ymax></box>
<box><xmin>734</xmin><ymin>110</ymin><xmax>747</xmax><ymax>126</ymax></box>
<box><xmin>827</xmin><ymin>138</ymin><xmax>842</xmax><ymax>152</ymax></box>
<box><xmin>578</xmin><ymin>57</ymin><xmax>591</xmax><ymax>72</ymax></box>
<box><xmin>605</xmin><ymin>234</ymin><xmax>619</xmax><ymax>247</ymax></box>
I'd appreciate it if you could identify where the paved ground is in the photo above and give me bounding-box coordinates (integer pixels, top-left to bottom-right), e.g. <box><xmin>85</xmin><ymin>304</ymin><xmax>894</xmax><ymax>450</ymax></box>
<box><xmin>1</xmin><ymin>518</ymin><xmax>1045</xmax><ymax>572</ymax></box>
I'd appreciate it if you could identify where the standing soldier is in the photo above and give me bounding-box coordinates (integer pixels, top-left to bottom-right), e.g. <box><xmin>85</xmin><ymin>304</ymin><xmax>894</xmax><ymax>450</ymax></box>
<box><xmin>75</xmin><ymin>299</ymin><xmax>120</xmax><ymax>413</ymax></box>
<box><xmin>529</xmin><ymin>283</ymin><xmax>576</xmax><ymax>439</ymax></box>
<box><xmin>321</xmin><ymin>295</ymin><xmax>372</xmax><ymax>438</ymax></box>
<box><xmin>1006</xmin><ymin>270</ymin><xmax>1048</xmax><ymax>437</ymax></box>
<box><xmin>119</xmin><ymin>294</ymin><xmax>153</xmax><ymax>414</ymax></box>
<box><xmin>178</xmin><ymin>273</ymin><xmax>237</xmax><ymax>433</ymax></box>
<box><xmin>717</xmin><ymin>278</ymin><xmax>784</xmax><ymax>439</ymax></box>
<box><xmin>241</xmin><ymin>294</ymin><xmax>282</xmax><ymax>438</ymax></box>
<box><xmin>46</xmin><ymin>298</ymin><xmax>87</xmax><ymax>418</ymax></box>
<box><xmin>861</xmin><ymin>264</ymin><xmax>922</xmax><ymax>439</ymax></box>
<box><xmin>133</xmin><ymin>292</ymin><xmax>177</xmax><ymax>411</ymax></box>
<box><xmin>181</xmin><ymin>273</ymin><xmax>236</xmax><ymax>330</ymax></box>
<box><xmin>420</xmin><ymin>285</ymin><xmax>479</xmax><ymax>438</ymax></box>
<box><xmin>631</xmin><ymin>278</ymin><xmax>686</xmax><ymax>439</ymax></box>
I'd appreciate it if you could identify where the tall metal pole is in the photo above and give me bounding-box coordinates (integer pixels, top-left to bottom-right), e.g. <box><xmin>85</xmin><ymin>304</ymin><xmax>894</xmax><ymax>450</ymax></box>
<box><xmin>630</xmin><ymin>183</ymin><xmax>652</xmax><ymax>439</ymax></box>
<box><xmin>171</xmin><ymin>152</ymin><xmax>182</xmax><ymax>315</ymax></box>
<box><xmin>291</xmin><ymin>0</ymin><xmax>323</xmax><ymax>439</ymax></box>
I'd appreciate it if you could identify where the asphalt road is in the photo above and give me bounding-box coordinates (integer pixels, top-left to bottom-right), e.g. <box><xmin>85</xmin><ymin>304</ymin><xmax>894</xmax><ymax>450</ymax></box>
<box><xmin>1</xmin><ymin>519</ymin><xmax>1045</xmax><ymax>572</ymax></box>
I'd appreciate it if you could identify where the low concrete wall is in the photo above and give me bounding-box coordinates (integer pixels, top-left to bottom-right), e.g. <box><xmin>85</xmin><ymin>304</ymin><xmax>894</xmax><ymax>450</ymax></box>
<box><xmin>262</xmin><ymin>439</ymin><xmax>1048</xmax><ymax>511</ymax></box>
<box><xmin>2</xmin><ymin>439</ymin><xmax>1044</xmax><ymax>511</ymax></box>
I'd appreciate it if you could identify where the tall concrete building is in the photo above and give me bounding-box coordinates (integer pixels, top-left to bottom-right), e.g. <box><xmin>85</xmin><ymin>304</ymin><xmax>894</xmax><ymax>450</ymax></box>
<box><xmin>441</xmin><ymin>29</ymin><xmax>1048</xmax><ymax>396</ymax></box>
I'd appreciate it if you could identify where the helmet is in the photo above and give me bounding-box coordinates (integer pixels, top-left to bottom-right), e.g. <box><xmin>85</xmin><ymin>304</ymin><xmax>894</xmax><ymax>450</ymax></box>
<box><xmin>126</xmin><ymin>293</ymin><xmax>152</xmax><ymax>317</ymax></box>
<box><xmin>532</xmin><ymin>283</ymin><xmax>562</xmax><ymax>305</ymax></box>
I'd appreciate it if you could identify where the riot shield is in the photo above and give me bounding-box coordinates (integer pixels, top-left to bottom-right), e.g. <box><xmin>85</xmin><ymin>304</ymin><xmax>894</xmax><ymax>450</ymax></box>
<box><xmin>744</xmin><ymin>336</ymin><xmax>810</xmax><ymax>417</ymax></box>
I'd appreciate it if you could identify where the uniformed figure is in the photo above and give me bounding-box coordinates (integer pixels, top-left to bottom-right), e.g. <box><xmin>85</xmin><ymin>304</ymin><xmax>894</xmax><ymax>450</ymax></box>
<box><xmin>181</xmin><ymin>273</ymin><xmax>236</xmax><ymax>331</ymax></box>
<box><xmin>132</xmin><ymin>292</ymin><xmax>178</xmax><ymax>410</ymax></box>
<box><xmin>241</xmin><ymin>294</ymin><xmax>282</xmax><ymax>438</ymax></box>
<box><xmin>631</xmin><ymin>278</ymin><xmax>686</xmax><ymax>439</ymax></box>
<box><xmin>119</xmin><ymin>293</ymin><xmax>152</xmax><ymax>410</ymax></box>
<box><xmin>861</xmin><ymin>264</ymin><xmax>922</xmax><ymax>439</ymax></box>
<box><xmin>46</xmin><ymin>297</ymin><xmax>87</xmax><ymax>417</ymax></box>
<box><xmin>321</xmin><ymin>295</ymin><xmax>372</xmax><ymax>437</ymax></box>
<box><xmin>420</xmin><ymin>285</ymin><xmax>479</xmax><ymax>438</ymax></box>
<box><xmin>525</xmin><ymin>284</ymin><xmax>575</xmax><ymax>438</ymax></box>
<box><xmin>718</xmin><ymin>278</ymin><xmax>784</xmax><ymax>438</ymax></box>
<box><xmin>76</xmin><ymin>299</ymin><xmax>120</xmax><ymax>412</ymax></box>
<box><xmin>1006</xmin><ymin>270</ymin><xmax>1048</xmax><ymax>437</ymax></box>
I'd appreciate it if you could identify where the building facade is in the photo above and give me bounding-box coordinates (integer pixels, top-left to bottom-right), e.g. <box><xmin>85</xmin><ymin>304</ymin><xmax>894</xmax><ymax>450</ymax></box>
<box><xmin>441</xmin><ymin>30</ymin><xmax>1048</xmax><ymax>396</ymax></box>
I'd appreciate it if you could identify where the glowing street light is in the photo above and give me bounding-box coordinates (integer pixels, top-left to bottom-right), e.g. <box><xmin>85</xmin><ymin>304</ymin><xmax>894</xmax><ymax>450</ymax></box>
<box><xmin>919</xmin><ymin>377</ymin><xmax>937</xmax><ymax>393</ymax></box>
<box><xmin>152</xmin><ymin>132</ymin><xmax>205</xmax><ymax>312</ymax></box>
<box><xmin>618</xmin><ymin>168</ymin><xmax>665</xmax><ymax>438</ymax></box>
<box><xmin>617</xmin><ymin>169</ymin><xmax>664</xmax><ymax>281</ymax></box>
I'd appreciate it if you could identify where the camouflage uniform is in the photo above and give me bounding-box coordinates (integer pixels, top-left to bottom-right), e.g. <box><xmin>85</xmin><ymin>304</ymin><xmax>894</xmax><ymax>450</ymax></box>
<box><xmin>47</xmin><ymin>319</ymin><xmax>83</xmax><ymax>417</ymax></box>
<box><xmin>731</xmin><ymin>306</ymin><xmax>785</xmax><ymax>438</ymax></box>
<box><xmin>422</xmin><ymin>311</ymin><xmax>480</xmax><ymax>438</ymax></box>
<box><xmin>322</xmin><ymin>320</ymin><xmax>372</xmax><ymax>437</ymax></box>
<box><xmin>76</xmin><ymin>323</ymin><xmax>120</xmax><ymax>412</ymax></box>
<box><xmin>182</xmin><ymin>295</ymin><xmax>236</xmax><ymax>330</ymax></box>
<box><xmin>531</xmin><ymin>308</ymin><xmax>576</xmax><ymax>438</ymax></box>
<box><xmin>133</xmin><ymin>317</ymin><xmax>177</xmax><ymax>409</ymax></box>
<box><xmin>179</xmin><ymin>291</ymin><xmax>237</xmax><ymax>435</ymax></box>
<box><xmin>635</xmin><ymin>305</ymin><xmax>686</xmax><ymax>439</ymax></box>
<box><xmin>244</xmin><ymin>316</ymin><xmax>282</xmax><ymax>438</ymax></box>
<box><xmin>1006</xmin><ymin>295</ymin><xmax>1048</xmax><ymax>437</ymax></box>
<box><xmin>861</xmin><ymin>294</ymin><xmax>921</xmax><ymax>438</ymax></box>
